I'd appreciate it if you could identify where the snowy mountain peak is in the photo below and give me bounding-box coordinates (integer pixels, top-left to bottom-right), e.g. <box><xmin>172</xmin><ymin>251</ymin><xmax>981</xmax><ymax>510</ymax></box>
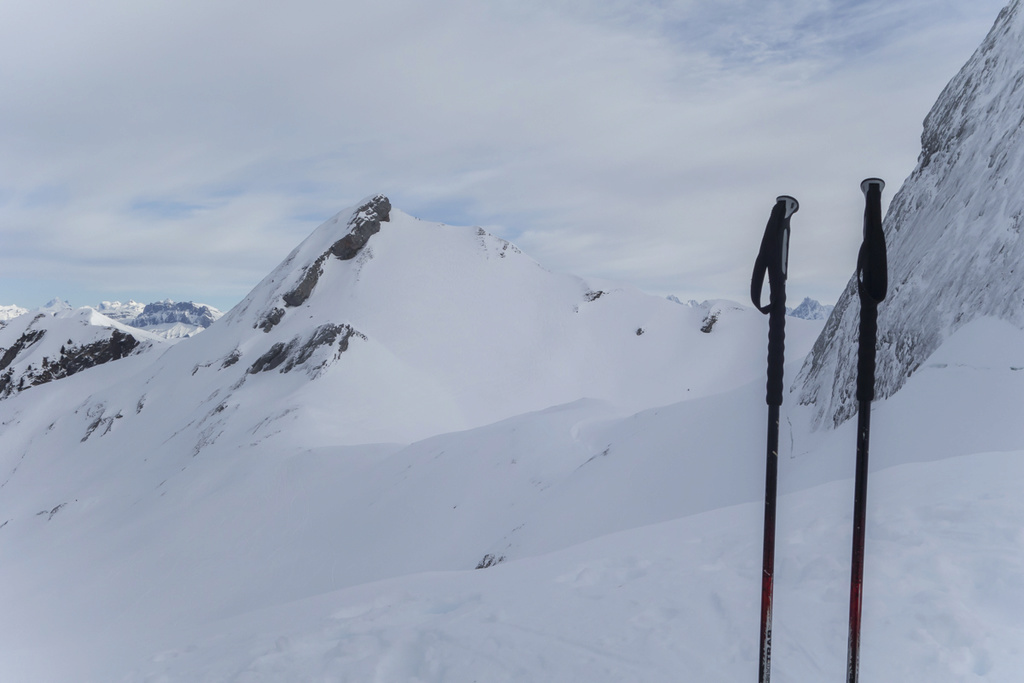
<box><xmin>788</xmin><ymin>298</ymin><xmax>834</xmax><ymax>321</ymax></box>
<box><xmin>281</xmin><ymin>193</ymin><xmax>391</xmax><ymax>309</ymax></box>
<box><xmin>795</xmin><ymin>0</ymin><xmax>1024</xmax><ymax>428</ymax></box>
<box><xmin>238</xmin><ymin>194</ymin><xmax>391</xmax><ymax>334</ymax></box>
<box><xmin>40</xmin><ymin>297</ymin><xmax>73</xmax><ymax>314</ymax></box>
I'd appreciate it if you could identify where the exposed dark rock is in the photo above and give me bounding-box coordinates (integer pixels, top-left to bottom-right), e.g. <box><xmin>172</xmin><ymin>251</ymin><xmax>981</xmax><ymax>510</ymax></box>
<box><xmin>0</xmin><ymin>329</ymin><xmax>46</xmax><ymax>372</ymax></box>
<box><xmin>282</xmin><ymin>252</ymin><xmax>329</xmax><ymax>309</ymax></box>
<box><xmin>61</xmin><ymin>330</ymin><xmax>139</xmax><ymax>376</ymax></box>
<box><xmin>256</xmin><ymin>308</ymin><xmax>285</xmax><ymax>332</ymax></box>
<box><xmin>475</xmin><ymin>553</ymin><xmax>506</xmax><ymax>569</ymax></box>
<box><xmin>81</xmin><ymin>409</ymin><xmax>123</xmax><ymax>442</ymax></box>
<box><xmin>248</xmin><ymin>342</ymin><xmax>289</xmax><ymax>374</ymax></box>
<box><xmin>0</xmin><ymin>329</ymin><xmax>140</xmax><ymax>399</ymax></box>
<box><xmin>700</xmin><ymin>313</ymin><xmax>719</xmax><ymax>333</ymax></box>
<box><xmin>584</xmin><ymin>290</ymin><xmax>605</xmax><ymax>302</ymax></box>
<box><xmin>281</xmin><ymin>195</ymin><xmax>391</xmax><ymax>309</ymax></box>
<box><xmin>280</xmin><ymin>323</ymin><xmax>357</xmax><ymax>372</ymax></box>
<box><xmin>221</xmin><ymin>349</ymin><xmax>242</xmax><ymax>368</ymax></box>
<box><xmin>247</xmin><ymin>324</ymin><xmax>362</xmax><ymax>375</ymax></box>
<box><xmin>329</xmin><ymin>195</ymin><xmax>391</xmax><ymax>260</ymax></box>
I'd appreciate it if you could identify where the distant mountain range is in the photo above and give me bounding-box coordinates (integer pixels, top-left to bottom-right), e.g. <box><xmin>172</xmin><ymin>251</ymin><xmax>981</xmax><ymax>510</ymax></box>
<box><xmin>665</xmin><ymin>294</ymin><xmax>834</xmax><ymax>321</ymax></box>
<box><xmin>95</xmin><ymin>299</ymin><xmax>222</xmax><ymax>338</ymax></box>
<box><xmin>1</xmin><ymin>298</ymin><xmax>222</xmax><ymax>338</ymax></box>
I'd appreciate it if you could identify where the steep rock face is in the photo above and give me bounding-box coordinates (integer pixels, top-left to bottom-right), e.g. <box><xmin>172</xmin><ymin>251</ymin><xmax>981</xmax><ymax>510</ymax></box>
<box><xmin>794</xmin><ymin>0</ymin><xmax>1024</xmax><ymax>427</ymax></box>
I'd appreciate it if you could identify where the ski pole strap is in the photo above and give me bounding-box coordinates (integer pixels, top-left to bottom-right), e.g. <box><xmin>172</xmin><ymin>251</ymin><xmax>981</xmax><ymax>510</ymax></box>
<box><xmin>750</xmin><ymin>197</ymin><xmax>795</xmax><ymax>314</ymax></box>
<box><xmin>857</xmin><ymin>178</ymin><xmax>887</xmax><ymax>403</ymax></box>
<box><xmin>857</xmin><ymin>179</ymin><xmax>887</xmax><ymax>305</ymax></box>
<box><xmin>751</xmin><ymin>195</ymin><xmax>797</xmax><ymax>407</ymax></box>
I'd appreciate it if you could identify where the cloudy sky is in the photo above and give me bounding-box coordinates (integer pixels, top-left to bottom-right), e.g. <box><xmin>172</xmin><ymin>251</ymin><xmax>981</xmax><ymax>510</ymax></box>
<box><xmin>0</xmin><ymin>0</ymin><xmax>1010</xmax><ymax>312</ymax></box>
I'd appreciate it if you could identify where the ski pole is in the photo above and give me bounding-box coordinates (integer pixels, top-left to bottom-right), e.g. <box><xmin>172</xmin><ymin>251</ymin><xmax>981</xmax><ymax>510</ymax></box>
<box><xmin>847</xmin><ymin>178</ymin><xmax>887</xmax><ymax>683</ymax></box>
<box><xmin>750</xmin><ymin>194</ymin><xmax>798</xmax><ymax>683</ymax></box>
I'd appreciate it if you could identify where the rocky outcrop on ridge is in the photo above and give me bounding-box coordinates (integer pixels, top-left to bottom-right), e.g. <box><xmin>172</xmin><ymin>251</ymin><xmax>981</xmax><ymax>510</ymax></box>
<box><xmin>0</xmin><ymin>315</ymin><xmax>143</xmax><ymax>399</ymax></box>
<box><xmin>278</xmin><ymin>194</ymin><xmax>391</xmax><ymax>312</ymax></box>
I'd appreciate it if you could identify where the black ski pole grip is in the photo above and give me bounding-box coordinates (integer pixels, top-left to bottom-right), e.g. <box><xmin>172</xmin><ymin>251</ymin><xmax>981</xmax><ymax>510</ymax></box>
<box><xmin>752</xmin><ymin>196</ymin><xmax>798</xmax><ymax>406</ymax></box>
<box><xmin>856</xmin><ymin>178</ymin><xmax>887</xmax><ymax>403</ymax></box>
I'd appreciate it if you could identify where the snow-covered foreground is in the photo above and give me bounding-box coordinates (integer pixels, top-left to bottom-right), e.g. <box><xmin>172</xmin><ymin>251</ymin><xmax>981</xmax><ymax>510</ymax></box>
<box><xmin>36</xmin><ymin>450</ymin><xmax>1024</xmax><ymax>683</ymax></box>
<box><xmin>2</xmin><ymin>317</ymin><xmax>1022</xmax><ymax>681</ymax></box>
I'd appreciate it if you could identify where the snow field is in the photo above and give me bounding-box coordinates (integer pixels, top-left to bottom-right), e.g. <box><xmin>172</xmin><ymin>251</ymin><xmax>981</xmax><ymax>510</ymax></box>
<box><xmin>128</xmin><ymin>449</ymin><xmax>1024</xmax><ymax>683</ymax></box>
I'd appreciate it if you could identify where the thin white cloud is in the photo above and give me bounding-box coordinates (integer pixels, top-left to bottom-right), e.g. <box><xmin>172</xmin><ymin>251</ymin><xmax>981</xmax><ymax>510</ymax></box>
<box><xmin>0</xmin><ymin>0</ymin><xmax>1011</xmax><ymax>310</ymax></box>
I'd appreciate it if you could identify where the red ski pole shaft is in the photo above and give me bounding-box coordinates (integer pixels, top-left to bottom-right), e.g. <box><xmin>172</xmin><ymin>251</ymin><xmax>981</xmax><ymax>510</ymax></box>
<box><xmin>751</xmin><ymin>195</ymin><xmax>797</xmax><ymax>683</ymax></box>
<box><xmin>847</xmin><ymin>178</ymin><xmax>887</xmax><ymax>683</ymax></box>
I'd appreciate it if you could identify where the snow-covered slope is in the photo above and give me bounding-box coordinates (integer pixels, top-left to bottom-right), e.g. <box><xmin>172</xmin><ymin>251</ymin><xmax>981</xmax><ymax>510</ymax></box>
<box><xmin>0</xmin><ymin>304</ymin><xmax>28</xmax><ymax>323</ymax></box>
<box><xmin>1</xmin><ymin>311</ymin><xmax>1021</xmax><ymax>682</ymax></box>
<box><xmin>796</xmin><ymin>0</ymin><xmax>1024</xmax><ymax>427</ymax></box>
<box><xmin>125</xmin><ymin>447</ymin><xmax>1024</xmax><ymax>683</ymax></box>
<box><xmin>0</xmin><ymin>194</ymin><xmax>818</xmax><ymax>453</ymax></box>
<box><xmin>1</xmin><ymin>206</ymin><xmax>1022</xmax><ymax>681</ymax></box>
